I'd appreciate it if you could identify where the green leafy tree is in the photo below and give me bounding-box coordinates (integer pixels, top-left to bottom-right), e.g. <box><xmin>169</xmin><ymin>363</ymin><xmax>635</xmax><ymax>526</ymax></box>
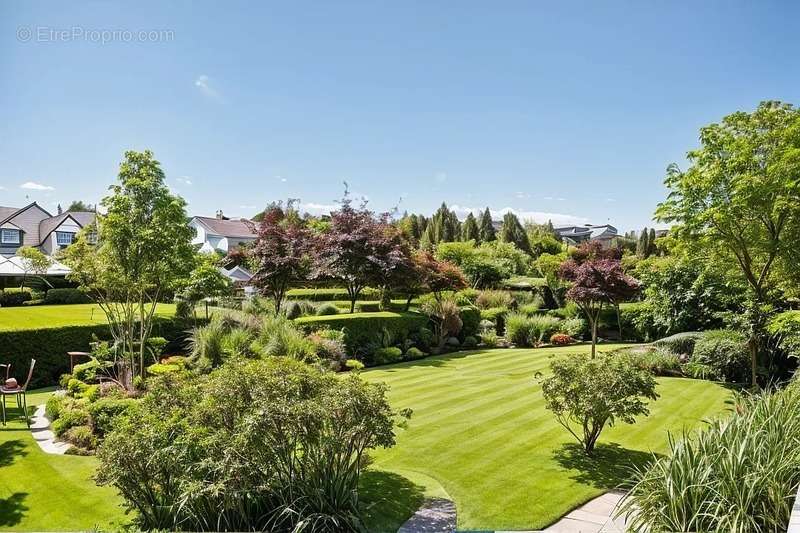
<box><xmin>16</xmin><ymin>246</ymin><xmax>52</xmax><ymax>288</ymax></box>
<box><xmin>656</xmin><ymin>101</ymin><xmax>800</xmax><ymax>387</ymax></box>
<box><xmin>538</xmin><ymin>354</ymin><xmax>658</xmax><ymax>455</ymax></box>
<box><xmin>67</xmin><ymin>200</ymin><xmax>93</xmax><ymax>212</ymax></box>
<box><xmin>479</xmin><ymin>207</ymin><xmax>496</xmax><ymax>242</ymax></box>
<box><xmin>63</xmin><ymin>150</ymin><xmax>195</xmax><ymax>385</ymax></box>
<box><xmin>461</xmin><ymin>212</ymin><xmax>480</xmax><ymax>242</ymax></box>
<box><xmin>180</xmin><ymin>253</ymin><xmax>232</xmax><ymax>306</ymax></box>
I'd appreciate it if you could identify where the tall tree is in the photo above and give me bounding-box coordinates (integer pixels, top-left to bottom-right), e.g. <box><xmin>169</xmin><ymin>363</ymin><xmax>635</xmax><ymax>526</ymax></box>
<box><xmin>479</xmin><ymin>207</ymin><xmax>496</xmax><ymax>242</ymax></box>
<box><xmin>461</xmin><ymin>212</ymin><xmax>480</xmax><ymax>242</ymax></box>
<box><xmin>314</xmin><ymin>193</ymin><xmax>407</xmax><ymax>313</ymax></box>
<box><xmin>251</xmin><ymin>206</ymin><xmax>313</xmax><ymax>314</ymax></box>
<box><xmin>647</xmin><ymin>228</ymin><xmax>657</xmax><ymax>257</ymax></box>
<box><xmin>16</xmin><ymin>246</ymin><xmax>52</xmax><ymax>288</ymax></box>
<box><xmin>656</xmin><ymin>101</ymin><xmax>800</xmax><ymax>387</ymax></box>
<box><xmin>63</xmin><ymin>150</ymin><xmax>195</xmax><ymax>385</ymax></box>
<box><xmin>500</xmin><ymin>212</ymin><xmax>532</xmax><ymax>254</ymax></box>
<box><xmin>67</xmin><ymin>200</ymin><xmax>94</xmax><ymax>212</ymax></box>
<box><xmin>636</xmin><ymin>227</ymin><xmax>650</xmax><ymax>258</ymax></box>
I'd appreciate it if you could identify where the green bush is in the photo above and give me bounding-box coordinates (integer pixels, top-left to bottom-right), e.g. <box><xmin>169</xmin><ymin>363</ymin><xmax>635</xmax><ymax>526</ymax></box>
<box><xmin>43</xmin><ymin>288</ymin><xmax>91</xmax><ymax>305</ymax></box>
<box><xmin>22</xmin><ymin>299</ymin><xmax>43</xmax><ymax>306</ymax></box>
<box><xmin>459</xmin><ymin>306</ymin><xmax>481</xmax><ymax>339</ymax></box>
<box><xmin>653</xmin><ymin>331</ymin><xmax>705</xmax><ymax>356</ymax></box>
<box><xmin>296</xmin><ymin>312</ymin><xmax>429</xmax><ymax>360</ymax></box>
<box><xmin>67</xmin><ymin>378</ymin><xmax>89</xmax><ymax>396</ymax></box>
<box><xmin>562</xmin><ymin>317</ymin><xmax>588</xmax><ymax>340</ymax></box>
<box><xmin>373</xmin><ymin>346</ymin><xmax>403</xmax><ymax>365</ymax></box>
<box><xmin>692</xmin><ymin>329</ymin><xmax>750</xmax><ymax>382</ymax></box>
<box><xmin>481</xmin><ymin>331</ymin><xmax>500</xmax><ymax>347</ymax></box>
<box><xmin>64</xmin><ymin>425</ymin><xmax>98</xmax><ymax>450</ymax></box>
<box><xmin>344</xmin><ymin>359</ymin><xmax>364</xmax><ymax>371</ymax></box>
<box><xmin>405</xmin><ymin>347</ymin><xmax>426</xmax><ymax>359</ymax></box>
<box><xmin>88</xmin><ymin>397</ymin><xmax>138</xmax><ymax>437</ymax></box>
<box><xmin>80</xmin><ymin>384</ymin><xmax>100</xmax><ymax>402</ymax></box>
<box><xmin>255</xmin><ymin>315</ymin><xmax>317</xmax><ymax>362</ymax></box>
<box><xmin>146</xmin><ymin>362</ymin><xmax>183</xmax><ymax>375</ymax></box>
<box><xmin>283</xmin><ymin>301</ymin><xmax>304</xmax><ymax>320</ymax></box>
<box><xmin>0</xmin><ymin>289</ymin><xmax>32</xmax><ymax>307</ymax></box>
<box><xmin>72</xmin><ymin>359</ymin><xmax>103</xmax><ymax>382</ymax></box>
<box><xmin>412</xmin><ymin>327</ymin><xmax>434</xmax><ymax>348</ymax></box>
<box><xmin>518</xmin><ymin>302</ymin><xmax>543</xmax><ymax>316</ymax></box>
<box><xmin>356</xmin><ymin>302</ymin><xmax>381</xmax><ymax>313</ymax></box>
<box><xmin>768</xmin><ymin>310</ymin><xmax>800</xmax><ymax>358</ymax></box>
<box><xmin>462</xmin><ymin>336</ymin><xmax>478</xmax><ymax>348</ymax></box>
<box><xmin>454</xmin><ymin>288</ymin><xmax>480</xmax><ymax>305</ymax></box>
<box><xmin>52</xmin><ymin>407</ymin><xmax>90</xmax><ymax>437</ymax></box>
<box><xmin>623</xmin><ymin>347</ymin><xmax>683</xmax><ymax>376</ymax></box>
<box><xmin>315</xmin><ymin>302</ymin><xmax>340</xmax><ymax>316</ymax></box>
<box><xmin>45</xmin><ymin>395</ymin><xmax>65</xmax><ymax>420</ymax></box>
<box><xmin>285</xmin><ymin>287</ymin><xmax>381</xmax><ymax>301</ymax></box>
<box><xmin>96</xmin><ymin>358</ymin><xmax>400</xmax><ymax>531</ymax></box>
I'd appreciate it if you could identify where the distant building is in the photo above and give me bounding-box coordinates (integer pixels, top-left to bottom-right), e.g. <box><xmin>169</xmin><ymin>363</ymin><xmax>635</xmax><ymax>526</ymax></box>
<box><xmin>189</xmin><ymin>211</ymin><xmax>257</xmax><ymax>254</ymax></box>
<box><xmin>0</xmin><ymin>202</ymin><xmax>95</xmax><ymax>258</ymax></box>
<box><xmin>554</xmin><ymin>224</ymin><xmax>618</xmax><ymax>247</ymax></box>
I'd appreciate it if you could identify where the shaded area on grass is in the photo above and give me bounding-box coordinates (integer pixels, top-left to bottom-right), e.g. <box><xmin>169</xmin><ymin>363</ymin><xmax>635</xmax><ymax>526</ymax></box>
<box><xmin>0</xmin><ymin>493</ymin><xmax>28</xmax><ymax>528</ymax></box>
<box><xmin>359</xmin><ymin>470</ymin><xmax>427</xmax><ymax>533</ymax></box>
<box><xmin>0</xmin><ymin>440</ymin><xmax>27</xmax><ymax>468</ymax></box>
<box><xmin>553</xmin><ymin>442</ymin><xmax>659</xmax><ymax>490</ymax></box>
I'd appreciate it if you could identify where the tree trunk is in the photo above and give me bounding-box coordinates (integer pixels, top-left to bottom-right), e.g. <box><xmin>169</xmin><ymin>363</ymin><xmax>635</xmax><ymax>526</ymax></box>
<box><xmin>590</xmin><ymin>318</ymin><xmax>597</xmax><ymax>358</ymax></box>
<box><xmin>749</xmin><ymin>336</ymin><xmax>758</xmax><ymax>389</ymax></box>
<box><xmin>405</xmin><ymin>295</ymin><xmax>413</xmax><ymax>312</ymax></box>
<box><xmin>615</xmin><ymin>302</ymin><xmax>622</xmax><ymax>341</ymax></box>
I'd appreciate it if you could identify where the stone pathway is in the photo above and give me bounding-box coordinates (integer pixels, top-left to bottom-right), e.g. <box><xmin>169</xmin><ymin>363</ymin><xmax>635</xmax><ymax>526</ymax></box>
<box><xmin>541</xmin><ymin>490</ymin><xmax>631</xmax><ymax>533</ymax></box>
<box><xmin>398</xmin><ymin>498</ymin><xmax>457</xmax><ymax>533</ymax></box>
<box><xmin>30</xmin><ymin>404</ymin><xmax>70</xmax><ymax>455</ymax></box>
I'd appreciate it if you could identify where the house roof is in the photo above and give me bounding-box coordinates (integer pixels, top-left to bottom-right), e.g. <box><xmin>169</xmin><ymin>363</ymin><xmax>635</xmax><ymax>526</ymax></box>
<box><xmin>38</xmin><ymin>211</ymin><xmax>95</xmax><ymax>243</ymax></box>
<box><xmin>555</xmin><ymin>224</ymin><xmax>618</xmax><ymax>241</ymax></box>
<box><xmin>193</xmin><ymin>216</ymin><xmax>256</xmax><ymax>239</ymax></box>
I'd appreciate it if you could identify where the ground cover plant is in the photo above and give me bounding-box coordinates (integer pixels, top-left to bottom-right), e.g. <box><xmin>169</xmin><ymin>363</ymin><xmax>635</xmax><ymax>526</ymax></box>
<box><xmin>362</xmin><ymin>345</ymin><xmax>731</xmax><ymax>531</ymax></box>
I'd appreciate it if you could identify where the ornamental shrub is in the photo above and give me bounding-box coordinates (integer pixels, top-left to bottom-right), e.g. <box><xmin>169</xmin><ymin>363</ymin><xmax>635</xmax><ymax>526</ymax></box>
<box><xmin>52</xmin><ymin>406</ymin><xmax>90</xmax><ymax>437</ymax></box>
<box><xmin>0</xmin><ymin>290</ymin><xmax>32</xmax><ymax>307</ymax></box>
<box><xmin>475</xmin><ymin>290</ymin><xmax>514</xmax><ymax>310</ymax></box>
<box><xmin>344</xmin><ymin>359</ymin><xmax>364</xmax><ymax>371</ymax></box>
<box><xmin>462</xmin><ymin>336</ymin><xmax>478</xmax><ymax>348</ymax></box>
<box><xmin>562</xmin><ymin>317</ymin><xmax>588</xmax><ymax>340</ymax></box>
<box><xmin>43</xmin><ymin>288</ymin><xmax>91</xmax><ymax>305</ymax></box>
<box><xmin>373</xmin><ymin>347</ymin><xmax>403</xmax><ymax>365</ymax></box>
<box><xmin>549</xmin><ymin>333</ymin><xmax>572</xmax><ymax>346</ymax></box>
<box><xmin>96</xmin><ymin>358</ymin><xmax>404</xmax><ymax>531</ymax></box>
<box><xmin>45</xmin><ymin>395</ymin><xmax>65</xmax><ymax>420</ymax></box>
<box><xmin>405</xmin><ymin>347</ymin><xmax>426</xmax><ymax>359</ymax></box>
<box><xmin>88</xmin><ymin>398</ymin><xmax>137</xmax><ymax>437</ymax></box>
<box><xmin>459</xmin><ymin>306</ymin><xmax>481</xmax><ymax>339</ymax></box>
<box><xmin>692</xmin><ymin>329</ymin><xmax>750</xmax><ymax>382</ymax></box>
<box><xmin>64</xmin><ymin>425</ymin><xmax>97</xmax><ymax>450</ymax></box>
<box><xmin>356</xmin><ymin>302</ymin><xmax>381</xmax><ymax>313</ymax></box>
<box><xmin>480</xmin><ymin>330</ymin><xmax>500</xmax><ymax>347</ymax></box>
<box><xmin>480</xmin><ymin>307</ymin><xmax>508</xmax><ymax>334</ymax></box>
<box><xmin>653</xmin><ymin>331</ymin><xmax>705</xmax><ymax>356</ymax></box>
<box><xmin>315</xmin><ymin>302</ymin><xmax>340</xmax><ymax>316</ymax></box>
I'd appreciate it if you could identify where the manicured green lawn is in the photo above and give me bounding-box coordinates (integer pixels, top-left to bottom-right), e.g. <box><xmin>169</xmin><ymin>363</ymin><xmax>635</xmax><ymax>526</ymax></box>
<box><xmin>0</xmin><ymin>389</ymin><xmax>126</xmax><ymax>531</ymax></box>
<box><xmin>0</xmin><ymin>303</ymin><xmax>177</xmax><ymax>332</ymax></box>
<box><xmin>362</xmin><ymin>345</ymin><xmax>733</xmax><ymax>531</ymax></box>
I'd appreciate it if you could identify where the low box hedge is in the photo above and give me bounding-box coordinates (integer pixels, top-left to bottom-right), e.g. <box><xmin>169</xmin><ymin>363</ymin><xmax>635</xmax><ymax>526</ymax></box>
<box><xmin>295</xmin><ymin>311</ymin><xmax>429</xmax><ymax>355</ymax></box>
<box><xmin>286</xmin><ymin>287</ymin><xmax>381</xmax><ymax>302</ymax></box>
<box><xmin>0</xmin><ymin>316</ymin><xmax>197</xmax><ymax>388</ymax></box>
<box><xmin>44</xmin><ymin>288</ymin><xmax>91</xmax><ymax>305</ymax></box>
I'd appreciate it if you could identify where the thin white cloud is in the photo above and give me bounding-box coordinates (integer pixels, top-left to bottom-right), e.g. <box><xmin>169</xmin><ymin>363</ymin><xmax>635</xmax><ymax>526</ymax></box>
<box><xmin>514</xmin><ymin>191</ymin><xmax>530</xmax><ymax>199</ymax></box>
<box><xmin>450</xmin><ymin>205</ymin><xmax>589</xmax><ymax>227</ymax></box>
<box><xmin>194</xmin><ymin>75</ymin><xmax>219</xmax><ymax>98</ymax></box>
<box><xmin>300</xmin><ymin>202</ymin><xmax>337</xmax><ymax>214</ymax></box>
<box><xmin>435</xmin><ymin>172</ymin><xmax>447</xmax><ymax>183</ymax></box>
<box><xmin>605</xmin><ymin>198</ymin><xmax>617</xmax><ymax>202</ymax></box>
<box><xmin>176</xmin><ymin>176</ymin><xmax>193</xmax><ymax>186</ymax></box>
<box><xmin>239</xmin><ymin>205</ymin><xmax>257</xmax><ymax>210</ymax></box>
<box><xmin>0</xmin><ymin>186</ymin><xmax>5</xmax><ymax>190</ymax></box>
<box><xmin>20</xmin><ymin>181</ymin><xmax>54</xmax><ymax>191</ymax></box>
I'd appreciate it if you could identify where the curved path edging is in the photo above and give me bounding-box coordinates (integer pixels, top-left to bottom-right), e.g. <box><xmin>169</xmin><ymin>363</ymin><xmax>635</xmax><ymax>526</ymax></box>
<box><xmin>30</xmin><ymin>404</ymin><xmax>70</xmax><ymax>455</ymax></box>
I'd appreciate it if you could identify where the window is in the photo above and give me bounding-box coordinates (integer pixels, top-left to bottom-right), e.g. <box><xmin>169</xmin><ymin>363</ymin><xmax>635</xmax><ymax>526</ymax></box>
<box><xmin>0</xmin><ymin>229</ymin><xmax>20</xmax><ymax>245</ymax></box>
<box><xmin>86</xmin><ymin>231</ymin><xmax>98</xmax><ymax>244</ymax></box>
<box><xmin>56</xmin><ymin>232</ymin><xmax>75</xmax><ymax>246</ymax></box>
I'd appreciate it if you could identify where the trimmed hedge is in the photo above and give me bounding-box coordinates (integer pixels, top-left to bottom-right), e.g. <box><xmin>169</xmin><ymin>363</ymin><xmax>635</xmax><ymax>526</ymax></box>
<box><xmin>0</xmin><ymin>289</ymin><xmax>32</xmax><ymax>307</ymax></box>
<box><xmin>295</xmin><ymin>311</ymin><xmax>429</xmax><ymax>356</ymax></box>
<box><xmin>0</xmin><ymin>317</ymin><xmax>197</xmax><ymax>388</ymax></box>
<box><xmin>286</xmin><ymin>287</ymin><xmax>381</xmax><ymax>301</ymax></box>
<box><xmin>44</xmin><ymin>288</ymin><xmax>92</xmax><ymax>305</ymax></box>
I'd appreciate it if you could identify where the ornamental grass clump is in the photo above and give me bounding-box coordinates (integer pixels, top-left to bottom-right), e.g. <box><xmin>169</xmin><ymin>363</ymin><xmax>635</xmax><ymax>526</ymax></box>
<box><xmin>620</xmin><ymin>383</ymin><xmax>800</xmax><ymax>532</ymax></box>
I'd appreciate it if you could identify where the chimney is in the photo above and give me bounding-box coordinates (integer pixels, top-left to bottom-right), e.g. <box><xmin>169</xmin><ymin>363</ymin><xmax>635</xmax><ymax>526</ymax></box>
<box><xmin>216</xmin><ymin>210</ymin><xmax>224</xmax><ymax>219</ymax></box>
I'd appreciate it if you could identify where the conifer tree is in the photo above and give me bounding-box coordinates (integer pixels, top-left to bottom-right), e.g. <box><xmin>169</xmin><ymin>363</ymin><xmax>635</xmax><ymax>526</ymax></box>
<box><xmin>636</xmin><ymin>227</ymin><xmax>649</xmax><ymax>258</ymax></box>
<box><xmin>648</xmin><ymin>227</ymin><xmax>657</xmax><ymax>257</ymax></box>
<box><xmin>461</xmin><ymin>212</ymin><xmax>480</xmax><ymax>242</ymax></box>
<box><xmin>500</xmin><ymin>212</ymin><xmax>532</xmax><ymax>254</ymax></box>
<box><xmin>479</xmin><ymin>207</ymin><xmax>496</xmax><ymax>242</ymax></box>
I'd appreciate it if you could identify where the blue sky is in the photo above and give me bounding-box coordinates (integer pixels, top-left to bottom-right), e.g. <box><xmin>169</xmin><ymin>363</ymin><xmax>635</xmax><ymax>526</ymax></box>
<box><xmin>2</xmin><ymin>1</ymin><xmax>799</xmax><ymax>231</ymax></box>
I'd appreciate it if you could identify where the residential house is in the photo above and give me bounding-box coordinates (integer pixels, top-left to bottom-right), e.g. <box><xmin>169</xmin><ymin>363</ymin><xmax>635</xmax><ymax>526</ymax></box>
<box><xmin>0</xmin><ymin>202</ymin><xmax>95</xmax><ymax>258</ymax></box>
<box><xmin>189</xmin><ymin>211</ymin><xmax>258</xmax><ymax>286</ymax></box>
<box><xmin>189</xmin><ymin>211</ymin><xmax>257</xmax><ymax>254</ymax></box>
<box><xmin>555</xmin><ymin>224</ymin><xmax>618</xmax><ymax>247</ymax></box>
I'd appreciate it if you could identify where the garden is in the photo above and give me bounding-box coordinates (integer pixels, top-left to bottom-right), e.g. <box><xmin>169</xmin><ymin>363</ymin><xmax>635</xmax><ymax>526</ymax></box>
<box><xmin>3</xmin><ymin>101</ymin><xmax>800</xmax><ymax>532</ymax></box>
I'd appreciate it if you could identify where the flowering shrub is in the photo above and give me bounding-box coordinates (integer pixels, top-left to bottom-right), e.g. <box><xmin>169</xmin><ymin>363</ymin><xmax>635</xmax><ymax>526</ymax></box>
<box><xmin>550</xmin><ymin>333</ymin><xmax>573</xmax><ymax>346</ymax></box>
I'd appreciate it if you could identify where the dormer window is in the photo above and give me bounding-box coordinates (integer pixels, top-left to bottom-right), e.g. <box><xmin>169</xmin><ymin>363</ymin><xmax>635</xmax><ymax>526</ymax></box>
<box><xmin>1</xmin><ymin>229</ymin><xmax>20</xmax><ymax>245</ymax></box>
<box><xmin>56</xmin><ymin>231</ymin><xmax>76</xmax><ymax>246</ymax></box>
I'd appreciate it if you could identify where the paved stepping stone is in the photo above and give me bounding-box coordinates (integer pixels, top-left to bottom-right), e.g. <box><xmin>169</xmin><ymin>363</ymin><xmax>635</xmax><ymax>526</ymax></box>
<box><xmin>398</xmin><ymin>498</ymin><xmax>457</xmax><ymax>533</ymax></box>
